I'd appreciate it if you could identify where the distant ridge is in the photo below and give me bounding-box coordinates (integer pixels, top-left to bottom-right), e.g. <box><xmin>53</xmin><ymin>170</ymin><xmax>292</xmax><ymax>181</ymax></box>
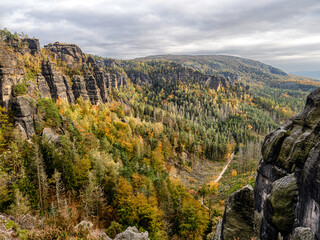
<box><xmin>135</xmin><ymin>54</ymin><xmax>288</xmax><ymax>83</ymax></box>
<box><xmin>290</xmin><ymin>71</ymin><xmax>320</xmax><ymax>80</ymax></box>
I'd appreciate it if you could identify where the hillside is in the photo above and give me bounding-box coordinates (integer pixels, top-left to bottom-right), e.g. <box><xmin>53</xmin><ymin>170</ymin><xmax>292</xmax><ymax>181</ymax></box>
<box><xmin>137</xmin><ymin>55</ymin><xmax>318</xmax><ymax>86</ymax></box>
<box><xmin>136</xmin><ymin>55</ymin><xmax>287</xmax><ymax>82</ymax></box>
<box><xmin>0</xmin><ymin>29</ymin><xmax>319</xmax><ymax>239</ymax></box>
<box><xmin>135</xmin><ymin>55</ymin><xmax>320</xmax><ymax>125</ymax></box>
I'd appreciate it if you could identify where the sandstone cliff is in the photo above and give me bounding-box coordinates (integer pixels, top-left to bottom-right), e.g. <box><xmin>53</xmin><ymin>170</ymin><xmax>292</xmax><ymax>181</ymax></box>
<box><xmin>214</xmin><ymin>88</ymin><xmax>320</xmax><ymax>239</ymax></box>
<box><xmin>0</xmin><ymin>38</ymin><xmax>230</xmax><ymax>139</ymax></box>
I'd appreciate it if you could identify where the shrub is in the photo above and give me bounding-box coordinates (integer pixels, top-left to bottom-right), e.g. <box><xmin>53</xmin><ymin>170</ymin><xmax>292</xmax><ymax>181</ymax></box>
<box><xmin>37</xmin><ymin>99</ymin><xmax>62</xmax><ymax>128</ymax></box>
<box><xmin>26</xmin><ymin>227</ymin><xmax>67</xmax><ymax>240</ymax></box>
<box><xmin>13</xmin><ymin>83</ymin><xmax>28</xmax><ymax>96</ymax></box>
<box><xmin>106</xmin><ymin>221</ymin><xmax>122</xmax><ymax>239</ymax></box>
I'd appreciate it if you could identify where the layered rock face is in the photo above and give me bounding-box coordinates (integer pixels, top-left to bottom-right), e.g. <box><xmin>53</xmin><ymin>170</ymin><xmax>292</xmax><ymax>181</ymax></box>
<box><xmin>0</xmin><ymin>39</ymin><xmax>230</xmax><ymax>139</ymax></box>
<box><xmin>42</xmin><ymin>60</ymin><xmax>75</xmax><ymax>103</ymax></box>
<box><xmin>11</xmin><ymin>95</ymin><xmax>36</xmax><ymax>138</ymax></box>
<box><xmin>215</xmin><ymin>88</ymin><xmax>320</xmax><ymax>239</ymax></box>
<box><xmin>1</xmin><ymin>40</ymin><xmax>229</xmax><ymax>107</ymax></box>
<box><xmin>44</xmin><ymin>42</ymin><xmax>83</xmax><ymax>65</ymax></box>
<box><xmin>0</xmin><ymin>41</ymin><xmax>25</xmax><ymax>107</ymax></box>
<box><xmin>255</xmin><ymin>87</ymin><xmax>320</xmax><ymax>239</ymax></box>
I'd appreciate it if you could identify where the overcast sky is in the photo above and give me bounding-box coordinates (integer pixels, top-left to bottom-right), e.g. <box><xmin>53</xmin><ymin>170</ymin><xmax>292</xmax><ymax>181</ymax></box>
<box><xmin>1</xmin><ymin>0</ymin><xmax>320</xmax><ymax>72</ymax></box>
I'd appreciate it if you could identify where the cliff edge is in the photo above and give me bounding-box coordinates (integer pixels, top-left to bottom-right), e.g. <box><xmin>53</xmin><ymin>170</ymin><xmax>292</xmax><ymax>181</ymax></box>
<box><xmin>215</xmin><ymin>87</ymin><xmax>320</xmax><ymax>239</ymax></box>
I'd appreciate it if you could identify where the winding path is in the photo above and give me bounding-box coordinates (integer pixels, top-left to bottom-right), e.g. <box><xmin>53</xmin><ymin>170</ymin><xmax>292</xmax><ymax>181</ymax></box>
<box><xmin>214</xmin><ymin>152</ymin><xmax>234</xmax><ymax>183</ymax></box>
<box><xmin>200</xmin><ymin>152</ymin><xmax>235</xmax><ymax>210</ymax></box>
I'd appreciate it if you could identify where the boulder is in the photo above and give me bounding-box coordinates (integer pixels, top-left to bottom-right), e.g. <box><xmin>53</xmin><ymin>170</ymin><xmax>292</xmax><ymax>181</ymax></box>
<box><xmin>13</xmin><ymin>123</ymin><xmax>28</xmax><ymax>141</ymax></box>
<box><xmin>74</xmin><ymin>220</ymin><xmax>93</xmax><ymax>231</ymax></box>
<box><xmin>41</xmin><ymin>128</ymin><xmax>59</xmax><ymax>143</ymax></box>
<box><xmin>114</xmin><ymin>226</ymin><xmax>149</xmax><ymax>240</ymax></box>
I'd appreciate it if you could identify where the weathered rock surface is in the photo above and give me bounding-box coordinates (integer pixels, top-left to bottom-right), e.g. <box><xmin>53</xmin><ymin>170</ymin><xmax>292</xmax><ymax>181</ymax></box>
<box><xmin>11</xmin><ymin>96</ymin><xmax>36</xmax><ymax>138</ymax></box>
<box><xmin>41</xmin><ymin>127</ymin><xmax>59</xmax><ymax>143</ymax></box>
<box><xmin>217</xmin><ymin>185</ymin><xmax>255</xmax><ymax>240</ymax></box>
<box><xmin>216</xmin><ymin>88</ymin><xmax>320</xmax><ymax>240</ymax></box>
<box><xmin>291</xmin><ymin>227</ymin><xmax>316</xmax><ymax>240</ymax></box>
<box><xmin>42</xmin><ymin>61</ymin><xmax>75</xmax><ymax>103</ymax></box>
<box><xmin>0</xmin><ymin>41</ymin><xmax>25</xmax><ymax>107</ymax></box>
<box><xmin>36</xmin><ymin>74</ymin><xmax>51</xmax><ymax>99</ymax></box>
<box><xmin>4</xmin><ymin>37</ymin><xmax>40</xmax><ymax>56</ymax></box>
<box><xmin>0</xmin><ymin>39</ymin><xmax>233</xmax><ymax>140</ymax></box>
<box><xmin>114</xmin><ymin>226</ymin><xmax>149</xmax><ymax>240</ymax></box>
<box><xmin>212</xmin><ymin>219</ymin><xmax>223</xmax><ymax>240</ymax></box>
<box><xmin>72</xmin><ymin>75</ymin><xmax>90</xmax><ymax>101</ymax></box>
<box><xmin>44</xmin><ymin>42</ymin><xmax>83</xmax><ymax>65</ymax></box>
<box><xmin>254</xmin><ymin>87</ymin><xmax>320</xmax><ymax>239</ymax></box>
<box><xmin>22</xmin><ymin>38</ymin><xmax>40</xmax><ymax>55</ymax></box>
<box><xmin>84</xmin><ymin>74</ymin><xmax>102</xmax><ymax>104</ymax></box>
<box><xmin>269</xmin><ymin>174</ymin><xmax>298</xmax><ymax>235</ymax></box>
<box><xmin>13</xmin><ymin>123</ymin><xmax>28</xmax><ymax>141</ymax></box>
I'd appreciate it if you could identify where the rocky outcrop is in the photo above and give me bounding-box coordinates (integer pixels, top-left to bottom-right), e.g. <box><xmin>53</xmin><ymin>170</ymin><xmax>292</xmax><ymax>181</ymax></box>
<box><xmin>145</xmin><ymin>62</ymin><xmax>228</xmax><ymax>90</ymax></box>
<box><xmin>93</xmin><ymin>68</ymin><xmax>108</xmax><ymax>102</ymax></box>
<box><xmin>36</xmin><ymin>74</ymin><xmax>51</xmax><ymax>99</ymax></box>
<box><xmin>4</xmin><ymin>37</ymin><xmax>40</xmax><ymax>56</ymax></box>
<box><xmin>0</xmin><ymin>41</ymin><xmax>25</xmax><ymax>107</ymax></box>
<box><xmin>205</xmin><ymin>75</ymin><xmax>228</xmax><ymax>91</ymax></box>
<box><xmin>114</xmin><ymin>226</ymin><xmax>149</xmax><ymax>240</ymax></box>
<box><xmin>11</xmin><ymin>96</ymin><xmax>36</xmax><ymax>138</ymax></box>
<box><xmin>214</xmin><ymin>185</ymin><xmax>256</xmax><ymax>240</ymax></box>
<box><xmin>42</xmin><ymin>61</ymin><xmax>75</xmax><ymax>103</ymax></box>
<box><xmin>105</xmin><ymin>70</ymin><xmax>128</xmax><ymax>90</ymax></box>
<box><xmin>0</xmin><ymin>39</ymin><xmax>232</xmax><ymax>139</ymax></box>
<box><xmin>22</xmin><ymin>38</ymin><xmax>40</xmax><ymax>55</ymax></box>
<box><xmin>126</xmin><ymin>70</ymin><xmax>151</xmax><ymax>86</ymax></box>
<box><xmin>216</xmin><ymin>88</ymin><xmax>320</xmax><ymax>239</ymax></box>
<box><xmin>268</xmin><ymin>174</ymin><xmax>298</xmax><ymax>235</ymax></box>
<box><xmin>44</xmin><ymin>42</ymin><xmax>83</xmax><ymax>65</ymax></box>
<box><xmin>84</xmin><ymin>74</ymin><xmax>102</xmax><ymax>104</ymax></box>
<box><xmin>41</xmin><ymin>127</ymin><xmax>59</xmax><ymax>143</ymax></box>
<box><xmin>42</xmin><ymin>42</ymin><xmax>230</xmax><ymax>103</ymax></box>
<box><xmin>254</xmin><ymin>87</ymin><xmax>320</xmax><ymax>239</ymax></box>
<box><xmin>72</xmin><ymin>75</ymin><xmax>90</xmax><ymax>101</ymax></box>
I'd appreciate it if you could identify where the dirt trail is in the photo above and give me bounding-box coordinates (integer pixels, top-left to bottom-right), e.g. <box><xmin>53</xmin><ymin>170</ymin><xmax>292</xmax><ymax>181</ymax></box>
<box><xmin>201</xmin><ymin>152</ymin><xmax>235</xmax><ymax>210</ymax></box>
<box><xmin>214</xmin><ymin>152</ymin><xmax>234</xmax><ymax>183</ymax></box>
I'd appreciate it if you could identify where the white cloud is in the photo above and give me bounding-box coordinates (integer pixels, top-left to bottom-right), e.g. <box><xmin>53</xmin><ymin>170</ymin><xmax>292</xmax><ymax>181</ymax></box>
<box><xmin>1</xmin><ymin>0</ymin><xmax>320</xmax><ymax>71</ymax></box>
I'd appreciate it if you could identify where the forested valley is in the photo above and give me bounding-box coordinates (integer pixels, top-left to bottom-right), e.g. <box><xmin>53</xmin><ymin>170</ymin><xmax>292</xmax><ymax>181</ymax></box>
<box><xmin>0</xmin><ymin>29</ymin><xmax>318</xmax><ymax>239</ymax></box>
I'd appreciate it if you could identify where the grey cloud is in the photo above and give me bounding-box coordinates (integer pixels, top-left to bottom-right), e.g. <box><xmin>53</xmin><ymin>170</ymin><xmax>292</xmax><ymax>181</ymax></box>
<box><xmin>1</xmin><ymin>0</ymin><xmax>320</xmax><ymax>71</ymax></box>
